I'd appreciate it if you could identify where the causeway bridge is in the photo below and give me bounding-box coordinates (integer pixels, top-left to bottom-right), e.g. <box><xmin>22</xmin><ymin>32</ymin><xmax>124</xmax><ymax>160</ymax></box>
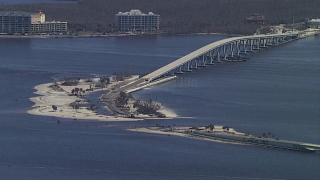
<box><xmin>104</xmin><ymin>31</ymin><xmax>316</xmax><ymax>115</ymax></box>
<box><xmin>120</xmin><ymin>32</ymin><xmax>317</xmax><ymax>93</ymax></box>
<box><xmin>141</xmin><ymin>33</ymin><xmax>303</xmax><ymax>83</ymax></box>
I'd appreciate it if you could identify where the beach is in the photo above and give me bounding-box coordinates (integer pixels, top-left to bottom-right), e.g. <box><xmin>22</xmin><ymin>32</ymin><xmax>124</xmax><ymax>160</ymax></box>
<box><xmin>28</xmin><ymin>76</ymin><xmax>177</xmax><ymax>121</ymax></box>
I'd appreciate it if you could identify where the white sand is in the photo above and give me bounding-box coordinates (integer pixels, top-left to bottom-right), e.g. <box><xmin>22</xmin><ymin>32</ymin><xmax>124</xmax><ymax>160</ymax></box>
<box><xmin>28</xmin><ymin>77</ymin><xmax>179</xmax><ymax>121</ymax></box>
<box><xmin>28</xmin><ymin>82</ymin><xmax>136</xmax><ymax>121</ymax></box>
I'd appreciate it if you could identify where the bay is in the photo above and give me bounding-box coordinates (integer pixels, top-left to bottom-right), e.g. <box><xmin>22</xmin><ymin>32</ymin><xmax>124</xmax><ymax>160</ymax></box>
<box><xmin>0</xmin><ymin>34</ymin><xmax>319</xmax><ymax>179</ymax></box>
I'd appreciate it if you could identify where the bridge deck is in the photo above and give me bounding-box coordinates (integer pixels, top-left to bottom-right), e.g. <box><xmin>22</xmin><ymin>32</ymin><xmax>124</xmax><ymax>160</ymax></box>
<box><xmin>143</xmin><ymin>33</ymin><xmax>298</xmax><ymax>82</ymax></box>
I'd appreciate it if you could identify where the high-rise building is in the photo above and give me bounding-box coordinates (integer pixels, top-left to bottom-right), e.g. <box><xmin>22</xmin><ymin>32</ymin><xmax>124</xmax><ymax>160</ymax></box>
<box><xmin>115</xmin><ymin>9</ymin><xmax>160</xmax><ymax>32</ymax></box>
<box><xmin>0</xmin><ymin>11</ymin><xmax>68</xmax><ymax>35</ymax></box>
<box><xmin>30</xmin><ymin>11</ymin><xmax>67</xmax><ymax>34</ymax></box>
<box><xmin>0</xmin><ymin>11</ymin><xmax>32</xmax><ymax>34</ymax></box>
<box><xmin>31</xmin><ymin>10</ymin><xmax>46</xmax><ymax>23</ymax></box>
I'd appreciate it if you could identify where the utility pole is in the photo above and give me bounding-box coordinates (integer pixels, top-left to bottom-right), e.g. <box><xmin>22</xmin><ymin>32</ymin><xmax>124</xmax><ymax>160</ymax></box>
<box><xmin>292</xmin><ymin>16</ymin><xmax>294</xmax><ymax>33</ymax></box>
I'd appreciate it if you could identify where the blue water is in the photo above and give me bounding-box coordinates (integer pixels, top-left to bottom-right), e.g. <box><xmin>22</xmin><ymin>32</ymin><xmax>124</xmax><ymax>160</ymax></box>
<box><xmin>0</xmin><ymin>35</ymin><xmax>319</xmax><ymax>179</ymax></box>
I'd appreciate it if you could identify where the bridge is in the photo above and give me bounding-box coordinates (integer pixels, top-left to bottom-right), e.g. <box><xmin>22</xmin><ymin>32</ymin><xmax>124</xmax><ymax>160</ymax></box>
<box><xmin>104</xmin><ymin>31</ymin><xmax>315</xmax><ymax>115</ymax></box>
<box><xmin>142</xmin><ymin>33</ymin><xmax>302</xmax><ymax>83</ymax></box>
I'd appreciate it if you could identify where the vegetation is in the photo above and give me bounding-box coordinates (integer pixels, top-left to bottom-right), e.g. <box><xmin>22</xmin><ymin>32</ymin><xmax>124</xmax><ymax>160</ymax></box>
<box><xmin>70</xmin><ymin>101</ymin><xmax>80</xmax><ymax>110</ymax></box>
<box><xmin>133</xmin><ymin>99</ymin><xmax>163</xmax><ymax>117</ymax></box>
<box><xmin>49</xmin><ymin>82</ymin><xmax>64</xmax><ymax>92</ymax></box>
<box><xmin>115</xmin><ymin>91</ymin><xmax>130</xmax><ymax>108</ymax></box>
<box><xmin>52</xmin><ymin>105</ymin><xmax>57</xmax><ymax>111</ymax></box>
<box><xmin>205</xmin><ymin>124</ymin><xmax>215</xmax><ymax>131</ymax></box>
<box><xmin>62</xmin><ymin>78</ymin><xmax>79</xmax><ymax>86</ymax></box>
<box><xmin>114</xmin><ymin>72</ymin><xmax>132</xmax><ymax>82</ymax></box>
<box><xmin>222</xmin><ymin>126</ymin><xmax>230</xmax><ymax>131</ymax></box>
<box><xmin>1</xmin><ymin>0</ymin><xmax>318</xmax><ymax>35</ymax></box>
<box><xmin>70</xmin><ymin>87</ymin><xmax>85</xmax><ymax>96</ymax></box>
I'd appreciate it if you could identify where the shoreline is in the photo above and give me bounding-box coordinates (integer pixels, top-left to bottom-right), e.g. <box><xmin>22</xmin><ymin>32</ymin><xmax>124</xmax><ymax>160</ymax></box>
<box><xmin>28</xmin><ymin>76</ymin><xmax>178</xmax><ymax>121</ymax></box>
<box><xmin>128</xmin><ymin>126</ymin><xmax>320</xmax><ymax>152</ymax></box>
<box><xmin>0</xmin><ymin>32</ymin><xmax>235</xmax><ymax>39</ymax></box>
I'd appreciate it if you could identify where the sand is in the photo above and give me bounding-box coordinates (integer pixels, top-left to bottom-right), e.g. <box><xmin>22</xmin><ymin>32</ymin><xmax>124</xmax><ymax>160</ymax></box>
<box><xmin>28</xmin><ymin>77</ymin><xmax>178</xmax><ymax>121</ymax></box>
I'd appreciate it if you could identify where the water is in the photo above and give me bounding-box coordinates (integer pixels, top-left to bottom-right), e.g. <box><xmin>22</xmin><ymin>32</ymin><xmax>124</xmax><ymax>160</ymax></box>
<box><xmin>0</xmin><ymin>35</ymin><xmax>319</xmax><ymax>179</ymax></box>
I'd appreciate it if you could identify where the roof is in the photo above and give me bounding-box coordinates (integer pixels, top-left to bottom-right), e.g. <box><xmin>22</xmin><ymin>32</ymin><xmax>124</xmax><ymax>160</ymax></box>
<box><xmin>309</xmin><ymin>19</ymin><xmax>320</xmax><ymax>23</ymax></box>
<box><xmin>31</xmin><ymin>21</ymin><xmax>67</xmax><ymax>24</ymax></box>
<box><xmin>0</xmin><ymin>11</ymin><xmax>37</xmax><ymax>16</ymax></box>
<box><xmin>116</xmin><ymin>9</ymin><xmax>158</xmax><ymax>16</ymax></box>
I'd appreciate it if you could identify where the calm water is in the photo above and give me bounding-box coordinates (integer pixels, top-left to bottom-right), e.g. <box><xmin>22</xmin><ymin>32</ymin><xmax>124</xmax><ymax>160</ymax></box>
<box><xmin>0</xmin><ymin>35</ymin><xmax>319</xmax><ymax>179</ymax></box>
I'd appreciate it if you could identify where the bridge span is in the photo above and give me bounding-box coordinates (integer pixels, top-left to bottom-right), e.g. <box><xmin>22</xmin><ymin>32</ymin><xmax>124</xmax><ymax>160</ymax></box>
<box><xmin>142</xmin><ymin>33</ymin><xmax>302</xmax><ymax>83</ymax></box>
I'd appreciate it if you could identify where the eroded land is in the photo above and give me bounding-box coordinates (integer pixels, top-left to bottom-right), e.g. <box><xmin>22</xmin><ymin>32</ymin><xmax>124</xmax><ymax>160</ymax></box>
<box><xmin>28</xmin><ymin>75</ymin><xmax>177</xmax><ymax>121</ymax></box>
<box><xmin>129</xmin><ymin>125</ymin><xmax>320</xmax><ymax>152</ymax></box>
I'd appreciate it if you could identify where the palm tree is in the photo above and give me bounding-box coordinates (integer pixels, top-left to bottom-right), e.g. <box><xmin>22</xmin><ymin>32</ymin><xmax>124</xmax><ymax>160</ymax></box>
<box><xmin>52</xmin><ymin>105</ymin><xmax>57</xmax><ymax>111</ymax></box>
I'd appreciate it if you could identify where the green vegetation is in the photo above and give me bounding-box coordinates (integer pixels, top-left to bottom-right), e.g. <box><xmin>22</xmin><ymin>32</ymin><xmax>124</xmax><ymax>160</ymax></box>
<box><xmin>1</xmin><ymin>0</ymin><xmax>317</xmax><ymax>35</ymax></box>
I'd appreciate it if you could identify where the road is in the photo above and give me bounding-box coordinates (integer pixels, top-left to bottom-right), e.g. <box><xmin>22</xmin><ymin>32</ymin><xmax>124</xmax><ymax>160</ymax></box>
<box><xmin>100</xmin><ymin>78</ymin><xmax>147</xmax><ymax>116</ymax></box>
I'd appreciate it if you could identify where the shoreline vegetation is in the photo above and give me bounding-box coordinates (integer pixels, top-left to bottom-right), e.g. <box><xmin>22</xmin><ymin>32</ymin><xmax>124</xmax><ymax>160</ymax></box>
<box><xmin>28</xmin><ymin>75</ymin><xmax>178</xmax><ymax>122</ymax></box>
<box><xmin>0</xmin><ymin>0</ymin><xmax>318</xmax><ymax>36</ymax></box>
<box><xmin>28</xmin><ymin>29</ymin><xmax>319</xmax><ymax>122</ymax></box>
<box><xmin>129</xmin><ymin>125</ymin><xmax>320</xmax><ymax>152</ymax></box>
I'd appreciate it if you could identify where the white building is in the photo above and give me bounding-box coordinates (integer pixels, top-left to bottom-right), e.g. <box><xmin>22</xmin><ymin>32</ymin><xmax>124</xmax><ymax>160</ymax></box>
<box><xmin>30</xmin><ymin>11</ymin><xmax>68</xmax><ymax>33</ymax></box>
<box><xmin>31</xmin><ymin>21</ymin><xmax>68</xmax><ymax>33</ymax></box>
<box><xmin>308</xmin><ymin>19</ymin><xmax>320</xmax><ymax>28</ymax></box>
<box><xmin>31</xmin><ymin>10</ymin><xmax>45</xmax><ymax>23</ymax></box>
<box><xmin>115</xmin><ymin>9</ymin><xmax>160</xmax><ymax>32</ymax></box>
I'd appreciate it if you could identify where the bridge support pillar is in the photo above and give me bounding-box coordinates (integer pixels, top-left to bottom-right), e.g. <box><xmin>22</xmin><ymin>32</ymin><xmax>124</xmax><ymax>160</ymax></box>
<box><xmin>247</xmin><ymin>39</ymin><xmax>252</xmax><ymax>51</ymax></box>
<box><xmin>260</xmin><ymin>38</ymin><xmax>266</xmax><ymax>48</ymax></box>
<box><xmin>223</xmin><ymin>45</ymin><xmax>228</xmax><ymax>60</ymax></box>
<box><xmin>241</xmin><ymin>40</ymin><xmax>247</xmax><ymax>54</ymax></box>
<box><xmin>230</xmin><ymin>43</ymin><xmax>234</xmax><ymax>58</ymax></box>
<box><xmin>253</xmin><ymin>39</ymin><xmax>260</xmax><ymax>50</ymax></box>
<box><xmin>217</xmin><ymin>47</ymin><xmax>221</xmax><ymax>63</ymax></box>
<box><xmin>190</xmin><ymin>59</ymin><xmax>198</xmax><ymax>69</ymax></box>
<box><xmin>207</xmin><ymin>51</ymin><xmax>214</xmax><ymax>65</ymax></box>
<box><xmin>266</xmin><ymin>38</ymin><xmax>272</xmax><ymax>46</ymax></box>
<box><xmin>236</xmin><ymin>41</ymin><xmax>240</xmax><ymax>56</ymax></box>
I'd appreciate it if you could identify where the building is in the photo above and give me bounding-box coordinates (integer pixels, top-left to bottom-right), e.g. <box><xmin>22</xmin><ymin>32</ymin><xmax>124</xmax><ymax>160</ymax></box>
<box><xmin>0</xmin><ymin>10</ymin><xmax>67</xmax><ymax>35</ymax></box>
<box><xmin>306</xmin><ymin>19</ymin><xmax>320</xmax><ymax>28</ymax></box>
<box><xmin>246</xmin><ymin>14</ymin><xmax>266</xmax><ymax>24</ymax></box>
<box><xmin>115</xmin><ymin>9</ymin><xmax>160</xmax><ymax>32</ymax></box>
<box><xmin>31</xmin><ymin>21</ymin><xmax>68</xmax><ymax>33</ymax></box>
<box><xmin>0</xmin><ymin>11</ymin><xmax>32</xmax><ymax>34</ymax></box>
<box><xmin>31</xmin><ymin>10</ymin><xmax>45</xmax><ymax>23</ymax></box>
<box><xmin>30</xmin><ymin>11</ymin><xmax>67</xmax><ymax>34</ymax></box>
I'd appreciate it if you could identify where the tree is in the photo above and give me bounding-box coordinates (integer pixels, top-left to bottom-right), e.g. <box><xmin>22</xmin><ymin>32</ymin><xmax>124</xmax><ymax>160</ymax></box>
<box><xmin>206</xmin><ymin>124</ymin><xmax>215</xmax><ymax>131</ymax></box>
<box><xmin>52</xmin><ymin>105</ymin><xmax>57</xmax><ymax>111</ymax></box>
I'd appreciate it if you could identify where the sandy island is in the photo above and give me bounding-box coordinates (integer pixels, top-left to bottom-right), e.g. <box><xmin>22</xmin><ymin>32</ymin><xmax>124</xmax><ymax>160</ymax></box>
<box><xmin>28</xmin><ymin>76</ymin><xmax>177</xmax><ymax>121</ymax></box>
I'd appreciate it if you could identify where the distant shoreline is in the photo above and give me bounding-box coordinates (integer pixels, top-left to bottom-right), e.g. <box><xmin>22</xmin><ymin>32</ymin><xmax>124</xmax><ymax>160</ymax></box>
<box><xmin>0</xmin><ymin>32</ymin><xmax>238</xmax><ymax>39</ymax></box>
